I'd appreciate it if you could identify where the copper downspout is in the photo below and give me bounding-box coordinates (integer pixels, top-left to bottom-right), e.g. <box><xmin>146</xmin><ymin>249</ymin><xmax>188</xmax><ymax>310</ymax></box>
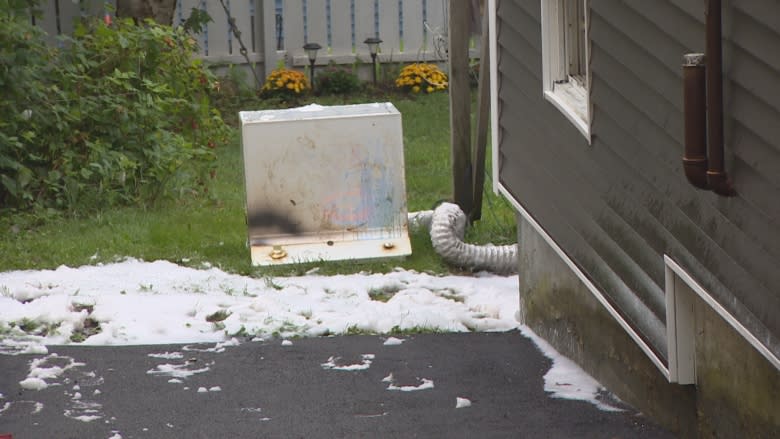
<box><xmin>704</xmin><ymin>0</ymin><xmax>736</xmax><ymax>196</ymax></box>
<box><xmin>683</xmin><ymin>53</ymin><xmax>709</xmax><ymax>189</ymax></box>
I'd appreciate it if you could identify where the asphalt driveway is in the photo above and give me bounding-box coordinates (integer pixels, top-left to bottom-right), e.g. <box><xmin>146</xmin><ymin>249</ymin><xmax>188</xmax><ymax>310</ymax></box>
<box><xmin>0</xmin><ymin>332</ymin><xmax>674</xmax><ymax>439</ymax></box>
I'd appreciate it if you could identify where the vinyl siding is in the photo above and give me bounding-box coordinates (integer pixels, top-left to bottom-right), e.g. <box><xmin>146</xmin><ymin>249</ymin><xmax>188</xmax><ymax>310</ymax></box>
<box><xmin>497</xmin><ymin>0</ymin><xmax>780</xmax><ymax>361</ymax></box>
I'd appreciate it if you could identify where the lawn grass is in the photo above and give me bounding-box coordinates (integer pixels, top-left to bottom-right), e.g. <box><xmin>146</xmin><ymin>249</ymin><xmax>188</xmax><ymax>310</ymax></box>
<box><xmin>0</xmin><ymin>90</ymin><xmax>515</xmax><ymax>276</ymax></box>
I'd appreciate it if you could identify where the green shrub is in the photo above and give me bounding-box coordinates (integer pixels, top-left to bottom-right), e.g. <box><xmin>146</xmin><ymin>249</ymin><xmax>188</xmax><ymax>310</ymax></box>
<box><xmin>0</xmin><ymin>9</ymin><xmax>229</xmax><ymax>212</ymax></box>
<box><xmin>315</xmin><ymin>65</ymin><xmax>361</xmax><ymax>95</ymax></box>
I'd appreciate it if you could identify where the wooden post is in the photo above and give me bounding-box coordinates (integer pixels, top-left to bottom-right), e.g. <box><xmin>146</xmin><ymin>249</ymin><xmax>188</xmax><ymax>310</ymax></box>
<box><xmin>449</xmin><ymin>0</ymin><xmax>473</xmax><ymax>216</ymax></box>
<box><xmin>471</xmin><ymin>4</ymin><xmax>491</xmax><ymax>222</ymax></box>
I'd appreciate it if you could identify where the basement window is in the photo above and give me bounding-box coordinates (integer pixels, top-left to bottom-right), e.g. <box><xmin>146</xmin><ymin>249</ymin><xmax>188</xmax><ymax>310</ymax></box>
<box><xmin>541</xmin><ymin>0</ymin><xmax>591</xmax><ymax>141</ymax></box>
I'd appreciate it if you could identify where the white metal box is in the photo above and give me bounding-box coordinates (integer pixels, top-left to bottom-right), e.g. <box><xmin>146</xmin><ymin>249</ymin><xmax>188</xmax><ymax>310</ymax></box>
<box><xmin>239</xmin><ymin>103</ymin><xmax>412</xmax><ymax>266</ymax></box>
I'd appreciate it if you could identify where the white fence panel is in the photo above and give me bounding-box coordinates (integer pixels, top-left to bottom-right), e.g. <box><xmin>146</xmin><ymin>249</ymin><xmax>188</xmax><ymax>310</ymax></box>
<box><xmin>306</xmin><ymin>0</ymin><xmax>328</xmax><ymax>54</ymax></box>
<box><xmin>36</xmin><ymin>0</ymin><xmax>116</xmax><ymax>44</ymax></box>
<box><xmin>329</xmin><ymin>0</ymin><xmax>353</xmax><ymax>57</ymax></box>
<box><xmin>402</xmin><ymin>0</ymin><xmax>425</xmax><ymax>57</ymax></box>
<box><xmin>229</xmin><ymin>1</ymin><xmax>255</xmax><ymax>57</ymax></box>
<box><xmin>57</xmin><ymin>0</ymin><xmax>82</xmax><ymax>36</ymax></box>
<box><xmin>205</xmin><ymin>0</ymin><xmax>229</xmax><ymax>57</ymax></box>
<box><xmin>352</xmin><ymin>1</ymin><xmax>375</xmax><ymax>60</ymax></box>
<box><xmin>283</xmin><ymin>0</ymin><xmax>305</xmax><ymax>57</ymax></box>
<box><xmin>425</xmin><ymin>0</ymin><xmax>448</xmax><ymax>60</ymax></box>
<box><xmin>262</xmin><ymin>0</ymin><xmax>280</xmax><ymax>74</ymax></box>
<box><xmin>377</xmin><ymin>0</ymin><xmax>400</xmax><ymax>58</ymax></box>
<box><xmin>177</xmin><ymin>0</ymin><xmax>207</xmax><ymax>52</ymax></box>
<box><xmin>175</xmin><ymin>0</ymin><xmax>263</xmax><ymax>64</ymax></box>
<box><xmin>37</xmin><ymin>0</ymin><xmax>62</xmax><ymax>45</ymax></box>
<box><xmin>34</xmin><ymin>0</ymin><xmax>472</xmax><ymax>84</ymax></box>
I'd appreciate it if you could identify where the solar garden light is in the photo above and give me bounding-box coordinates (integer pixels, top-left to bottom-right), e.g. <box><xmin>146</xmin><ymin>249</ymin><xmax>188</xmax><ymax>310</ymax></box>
<box><xmin>303</xmin><ymin>42</ymin><xmax>322</xmax><ymax>88</ymax></box>
<box><xmin>363</xmin><ymin>37</ymin><xmax>383</xmax><ymax>85</ymax></box>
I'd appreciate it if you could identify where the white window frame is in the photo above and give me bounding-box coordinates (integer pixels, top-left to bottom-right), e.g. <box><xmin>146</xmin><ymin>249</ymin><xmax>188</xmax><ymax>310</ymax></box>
<box><xmin>541</xmin><ymin>0</ymin><xmax>591</xmax><ymax>142</ymax></box>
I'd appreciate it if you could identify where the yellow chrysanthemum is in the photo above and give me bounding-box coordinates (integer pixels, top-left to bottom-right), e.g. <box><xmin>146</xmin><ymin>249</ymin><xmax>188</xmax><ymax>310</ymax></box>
<box><xmin>396</xmin><ymin>63</ymin><xmax>448</xmax><ymax>94</ymax></box>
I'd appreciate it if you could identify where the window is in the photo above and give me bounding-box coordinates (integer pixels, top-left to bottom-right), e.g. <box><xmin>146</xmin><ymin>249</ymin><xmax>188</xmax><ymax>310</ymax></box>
<box><xmin>541</xmin><ymin>0</ymin><xmax>590</xmax><ymax>140</ymax></box>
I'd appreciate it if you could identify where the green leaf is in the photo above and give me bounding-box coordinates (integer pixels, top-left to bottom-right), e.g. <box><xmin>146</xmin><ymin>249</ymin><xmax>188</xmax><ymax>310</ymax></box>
<box><xmin>0</xmin><ymin>174</ymin><xmax>18</xmax><ymax>197</ymax></box>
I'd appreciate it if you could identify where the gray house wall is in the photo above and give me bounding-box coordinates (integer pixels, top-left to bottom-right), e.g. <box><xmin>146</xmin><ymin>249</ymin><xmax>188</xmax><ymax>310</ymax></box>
<box><xmin>494</xmin><ymin>0</ymin><xmax>779</xmax><ymax>436</ymax></box>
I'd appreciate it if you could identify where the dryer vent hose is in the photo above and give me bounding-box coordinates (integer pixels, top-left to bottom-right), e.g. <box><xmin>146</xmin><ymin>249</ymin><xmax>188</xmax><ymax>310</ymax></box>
<box><xmin>409</xmin><ymin>202</ymin><xmax>518</xmax><ymax>274</ymax></box>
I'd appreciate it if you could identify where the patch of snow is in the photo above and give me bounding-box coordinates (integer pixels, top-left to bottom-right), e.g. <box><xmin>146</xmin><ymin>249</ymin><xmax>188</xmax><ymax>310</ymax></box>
<box><xmin>146</xmin><ymin>362</ymin><xmax>211</xmax><ymax>379</ymax></box>
<box><xmin>381</xmin><ymin>373</ymin><xmax>393</xmax><ymax>383</ymax></box>
<box><xmin>148</xmin><ymin>352</ymin><xmax>184</xmax><ymax>360</ymax></box>
<box><xmin>208</xmin><ymin>338</ymin><xmax>240</xmax><ymax>353</ymax></box>
<box><xmin>107</xmin><ymin>432</ymin><xmax>122</xmax><ymax>439</ymax></box>
<box><xmin>0</xmin><ymin>400</ymin><xmax>44</xmax><ymax>415</ymax></box>
<box><xmin>355</xmin><ymin>412</ymin><xmax>388</xmax><ymax>418</ymax></box>
<box><xmin>22</xmin><ymin>344</ymin><xmax>49</xmax><ymax>355</ymax></box>
<box><xmin>386</xmin><ymin>378</ymin><xmax>434</xmax><ymax>392</ymax></box>
<box><xmin>93</xmin><ymin>389</ymin><xmax>102</xmax><ymax>395</ymax></box>
<box><xmin>65</xmin><ymin>399</ymin><xmax>103</xmax><ymax>422</ymax></box>
<box><xmin>0</xmin><ymin>259</ymin><xmax>519</xmax><ymax>349</ymax></box>
<box><xmin>181</xmin><ymin>339</ymin><xmax>239</xmax><ymax>353</ymax></box>
<box><xmin>72</xmin><ymin>392</ymin><xmax>82</xmax><ymax>400</ymax></box>
<box><xmin>195</xmin><ymin>386</ymin><xmax>222</xmax><ymax>393</ymax></box>
<box><xmin>519</xmin><ymin>325</ymin><xmax>623</xmax><ymax>412</ymax></box>
<box><xmin>455</xmin><ymin>397</ymin><xmax>472</xmax><ymax>408</ymax></box>
<box><xmin>27</xmin><ymin>354</ymin><xmax>83</xmax><ymax>383</ymax></box>
<box><xmin>281</xmin><ymin>340</ymin><xmax>293</xmax><ymax>346</ymax></box>
<box><xmin>321</xmin><ymin>354</ymin><xmax>374</xmax><ymax>371</ymax></box>
<box><xmin>19</xmin><ymin>377</ymin><xmax>49</xmax><ymax>390</ymax></box>
<box><xmin>383</xmin><ymin>337</ymin><xmax>405</xmax><ymax>346</ymax></box>
<box><xmin>0</xmin><ymin>338</ymin><xmax>48</xmax><ymax>356</ymax></box>
<box><xmin>66</xmin><ymin>412</ymin><xmax>102</xmax><ymax>422</ymax></box>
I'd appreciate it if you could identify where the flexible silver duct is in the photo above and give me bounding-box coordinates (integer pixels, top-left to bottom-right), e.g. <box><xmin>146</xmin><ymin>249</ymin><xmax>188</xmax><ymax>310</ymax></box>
<box><xmin>409</xmin><ymin>202</ymin><xmax>518</xmax><ymax>274</ymax></box>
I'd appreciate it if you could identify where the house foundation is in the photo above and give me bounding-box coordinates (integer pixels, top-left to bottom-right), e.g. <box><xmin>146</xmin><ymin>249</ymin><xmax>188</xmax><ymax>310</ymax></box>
<box><xmin>516</xmin><ymin>213</ymin><xmax>780</xmax><ymax>437</ymax></box>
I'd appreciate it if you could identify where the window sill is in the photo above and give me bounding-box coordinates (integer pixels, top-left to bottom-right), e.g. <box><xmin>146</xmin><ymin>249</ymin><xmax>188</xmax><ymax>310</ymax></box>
<box><xmin>544</xmin><ymin>85</ymin><xmax>591</xmax><ymax>143</ymax></box>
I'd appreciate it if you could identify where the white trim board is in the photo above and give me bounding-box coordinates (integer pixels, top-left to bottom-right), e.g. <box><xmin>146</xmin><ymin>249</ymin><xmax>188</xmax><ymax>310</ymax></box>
<box><xmin>488</xmin><ymin>0</ymin><xmax>500</xmax><ymax>195</ymax></box>
<box><xmin>497</xmin><ymin>182</ymin><xmax>671</xmax><ymax>379</ymax></box>
<box><xmin>664</xmin><ymin>256</ymin><xmax>780</xmax><ymax>376</ymax></box>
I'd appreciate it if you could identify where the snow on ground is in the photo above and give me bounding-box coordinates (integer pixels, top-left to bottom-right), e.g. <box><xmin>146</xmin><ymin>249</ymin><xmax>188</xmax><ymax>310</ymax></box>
<box><xmin>520</xmin><ymin>326</ymin><xmax>624</xmax><ymax>411</ymax></box>
<box><xmin>0</xmin><ymin>258</ymin><xmax>518</xmax><ymax>347</ymax></box>
<box><xmin>386</xmin><ymin>377</ymin><xmax>435</xmax><ymax>392</ymax></box>
<box><xmin>0</xmin><ymin>258</ymin><xmax>619</xmax><ymax>410</ymax></box>
<box><xmin>383</xmin><ymin>336</ymin><xmax>405</xmax><ymax>346</ymax></box>
<box><xmin>321</xmin><ymin>354</ymin><xmax>375</xmax><ymax>371</ymax></box>
<box><xmin>455</xmin><ymin>397</ymin><xmax>472</xmax><ymax>409</ymax></box>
